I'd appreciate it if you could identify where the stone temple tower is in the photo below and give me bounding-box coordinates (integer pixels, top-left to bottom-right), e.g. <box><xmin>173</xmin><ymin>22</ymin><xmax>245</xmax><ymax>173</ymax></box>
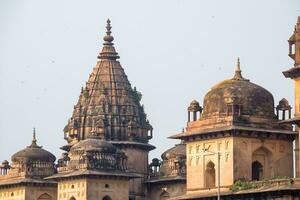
<box><xmin>283</xmin><ymin>16</ymin><xmax>300</xmax><ymax>177</ymax></box>
<box><xmin>61</xmin><ymin>19</ymin><xmax>155</xmax><ymax>200</ymax></box>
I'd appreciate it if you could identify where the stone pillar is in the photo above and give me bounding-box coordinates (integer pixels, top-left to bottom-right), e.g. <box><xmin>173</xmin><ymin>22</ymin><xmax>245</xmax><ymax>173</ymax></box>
<box><xmin>295</xmin><ymin>78</ymin><xmax>300</xmax><ymax>117</ymax></box>
<box><xmin>193</xmin><ymin>111</ymin><xmax>197</xmax><ymax>121</ymax></box>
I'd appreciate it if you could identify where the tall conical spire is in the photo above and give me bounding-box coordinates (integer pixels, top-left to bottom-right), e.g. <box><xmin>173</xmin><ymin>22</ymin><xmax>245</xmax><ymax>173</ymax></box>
<box><xmin>98</xmin><ymin>19</ymin><xmax>120</xmax><ymax>60</ymax></box>
<box><xmin>63</xmin><ymin>18</ymin><xmax>153</xmax><ymax>151</ymax></box>
<box><xmin>232</xmin><ymin>57</ymin><xmax>247</xmax><ymax>81</ymax></box>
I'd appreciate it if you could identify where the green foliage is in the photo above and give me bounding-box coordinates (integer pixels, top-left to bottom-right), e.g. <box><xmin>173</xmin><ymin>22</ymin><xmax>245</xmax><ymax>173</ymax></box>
<box><xmin>83</xmin><ymin>89</ymin><xmax>89</xmax><ymax>98</ymax></box>
<box><xmin>229</xmin><ymin>180</ymin><xmax>256</xmax><ymax>192</ymax></box>
<box><xmin>132</xmin><ymin>86</ymin><xmax>142</xmax><ymax>102</ymax></box>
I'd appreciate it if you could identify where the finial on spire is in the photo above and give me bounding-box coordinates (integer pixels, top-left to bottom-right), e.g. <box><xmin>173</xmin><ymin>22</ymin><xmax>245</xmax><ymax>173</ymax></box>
<box><xmin>28</xmin><ymin>127</ymin><xmax>40</xmax><ymax>148</ymax></box>
<box><xmin>32</xmin><ymin>127</ymin><xmax>37</xmax><ymax>144</ymax></box>
<box><xmin>103</xmin><ymin>18</ymin><xmax>114</xmax><ymax>43</ymax></box>
<box><xmin>98</xmin><ymin>19</ymin><xmax>120</xmax><ymax>60</ymax></box>
<box><xmin>236</xmin><ymin>57</ymin><xmax>241</xmax><ymax>71</ymax></box>
<box><xmin>232</xmin><ymin>57</ymin><xmax>248</xmax><ymax>81</ymax></box>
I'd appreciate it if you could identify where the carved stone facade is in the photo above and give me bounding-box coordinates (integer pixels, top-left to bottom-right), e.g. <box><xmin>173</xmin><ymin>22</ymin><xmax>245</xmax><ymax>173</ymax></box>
<box><xmin>47</xmin><ymin>129</ymin><xmax>132</xmax><ymax>200</ymax></box>
<box><xmin>2</xmin><ymin>17</ymin><xmax>300</xmax><ymax>200</ymax></box>
<box><xmin>171</xmin><ymin>59</ymin><xmax>296</xmax><ymax>198</ymax></box>
<box><xmin>146</xmin><ymin>142</ymin><xmax>186</xmax><ymax>199</ymax></box>
<box><xmin>0</xmin><ymin>20</ymin><xmax>153</xmax><ymax>200</ymax></box>
<box><xmin>169</xmin><ymin>17</ymin><xmax>300</xmax><ymax>200</ymax></box>
<box><xmin>0</xmin><ymin>130</ymin><xmax>57</xmax><ymax>200</ymax></box>
<box><xmin>61</xmin><ymin>19</ymin><xmax>154</xmax><ymax>200</ymax></box>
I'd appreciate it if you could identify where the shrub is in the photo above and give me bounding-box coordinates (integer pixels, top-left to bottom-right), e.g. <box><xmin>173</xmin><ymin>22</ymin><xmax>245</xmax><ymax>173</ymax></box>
<box><xmin>230</xmin><ymin>180</ymin><xmax>256</xmax><ymax>192</ymax></box>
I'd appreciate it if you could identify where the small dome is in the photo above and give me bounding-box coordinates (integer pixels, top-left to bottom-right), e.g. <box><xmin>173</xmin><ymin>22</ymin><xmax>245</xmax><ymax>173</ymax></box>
<box><xmin>161</xmin><ymin>142</ymin><xmax>186</xmax><ymax>160</ymax></box>
<box><xmin>11</xmin><ymin>129</ymin><xmax>56</xmax><ymax>163</ymax></box>
<box><xmin>70</xmin><ymin>137</ymin><xmax>116</xmax><ymax>154</ymax></box>
<box><xmin>202</xmin><ymin>60</ymin><xmax>275</xmax><ymax>119</ymax></box>
<box><xmin>277</xmin><ymin>98</ymin><xmax>291</xmax><ymax>110</ymax></box>
<box><xmin>12</xmin><ymin>143</ymin><xmax>55</xmax><ymax>163</ymax></box>
<box><xmin>12</xmin><ymin>146</ymin><xmax>56</xmax><ymax>163</ymax></box>
<box><xmin>188</xmin><ymin>100</ymin><xmax>202</xmax><ymax>112</ymax></box>
<box><xmin>2</xmin><ymin>160</ymin><xmax>9</xmax><ymax>165</ymax></box>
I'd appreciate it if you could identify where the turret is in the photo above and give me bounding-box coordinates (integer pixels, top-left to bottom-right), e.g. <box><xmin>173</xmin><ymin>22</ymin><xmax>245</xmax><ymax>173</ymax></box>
<box><xmin>282</xmin><ymin>16</ymin><xmax>300</xmax><ymax>177</ymax></box>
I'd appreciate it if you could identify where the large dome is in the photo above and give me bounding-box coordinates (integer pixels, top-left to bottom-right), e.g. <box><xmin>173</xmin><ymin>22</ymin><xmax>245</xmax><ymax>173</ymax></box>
<box><xmin>202</xmin><ymin>61</ymin><xmax>275</xmax><ymax>119</ymax></box>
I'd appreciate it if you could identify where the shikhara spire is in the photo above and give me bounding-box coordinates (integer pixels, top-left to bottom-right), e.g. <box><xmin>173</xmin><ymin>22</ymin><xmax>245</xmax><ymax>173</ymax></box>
<box><xmin>98</xmin><ymin>19</ymin><xmax>120</xmax><ymax>60</ymax></box>
<box><xmin>63</xmin><ymin>19</ymin><xmax>153</xmax><ymax>151</ymax></box>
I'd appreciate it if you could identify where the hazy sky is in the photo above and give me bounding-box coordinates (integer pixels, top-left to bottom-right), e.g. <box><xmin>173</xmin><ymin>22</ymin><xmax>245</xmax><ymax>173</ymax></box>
<box><xmin>0</xmin><ymin>0</ymin><xmax>299</xmax><ymax>162</ymax></box>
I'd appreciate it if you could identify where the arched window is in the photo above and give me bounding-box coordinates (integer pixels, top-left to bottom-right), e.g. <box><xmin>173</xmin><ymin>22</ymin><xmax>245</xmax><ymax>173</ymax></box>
<box><xmin>252</xmin><ymin>146</ymin><xmax>273</xmax><ymax>180</ymax></box>
<box><xmin>103</xmin><ymin>195</ymin><xmax>112</xmax><ymax>200</ymax></box>
<box><xmin>252</xmin><ymin>160</ymin><xmax>263</xmax><ymax>181</ymax></box>
<box><xmin>38</xmin><ymin>193</ymin><xmax>52</xmax><ymax>200</ymax></box>
<box><xmin>205</xmin><ymin>161</ymin><xmax>216</xmax><ymax>188</ymax></box>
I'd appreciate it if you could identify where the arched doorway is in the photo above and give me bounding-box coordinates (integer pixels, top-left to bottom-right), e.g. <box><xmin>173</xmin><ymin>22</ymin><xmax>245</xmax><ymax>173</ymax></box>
<box><xmin>205</xmin><ymin>161</ymin><xmax>215</xmax><ymax>188</ymax></box>
<box><xmin>159</xmin><ymin>191</ymin><xmax>170</xmax><ymax>200</ymax></box>
<box><xmin>252</xmin><ymin>160</ymin><xmax>263</xmax><ymax>181</ymax></box>
<box><xmin>103</xmin><ymin>195</ymin><xmax>112</xmax><ymax>200</ymax></box>
<box><xmin>38</xmin><ymin>193</ymin><xmax>52</xmax><ymax>200</ymax></box>
<box><xmin>70</xmin><ymin>197</ymin><xmax>76</xmax><ymax>200</ymax></box>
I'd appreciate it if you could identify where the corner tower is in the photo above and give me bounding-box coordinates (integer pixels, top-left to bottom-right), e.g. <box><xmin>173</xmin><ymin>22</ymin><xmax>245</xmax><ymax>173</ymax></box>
<box><xmin>283</xmin><ymin>16</ymin><xmax>300</xmax><ymax>177</ymax></box>
<box><xmin>62</xmin><ymin>19</ymin><xmax>154</xmax><ymax>200</ymax></box>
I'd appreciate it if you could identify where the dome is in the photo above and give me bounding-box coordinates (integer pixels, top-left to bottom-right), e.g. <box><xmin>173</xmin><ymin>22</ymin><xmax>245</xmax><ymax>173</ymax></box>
<box><xmin>202</xmin><ymin>60</ymin><xmax>275</xmax><ymax>119</ymax></box>
<box><xmin>11</xmin><ymin>132</ymin><xmax>56</xmax><ymax>163</ymax></box>
<box><xmin>277</xmin><ymin>98</ymin><xmax>291</xmax><ymax>110</ymax></box>
<box><xmin>188</xmin><ymin>100</ymin><xmax>202</xmax><ymax>112</ymax></box>
<box><xmin>70</xmin><ymin>135</ymin><xmax>117</xmax><ymax>154</ymax></box>
<box><xmin>161</xmin><ymin>142</ymin><xmax>186</xmax><ymax>160</ymax></box>
<box><xmin>12</xmin><ymin>146</ymin><xmax>56</xmax><ymax>163</ymax></box>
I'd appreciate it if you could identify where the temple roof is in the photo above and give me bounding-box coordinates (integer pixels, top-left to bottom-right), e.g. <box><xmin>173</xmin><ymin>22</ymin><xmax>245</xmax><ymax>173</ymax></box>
<box><xmin>63</xmin><ymin>19</ymin><xmax>153</xmax><ymax>150</ymax></box>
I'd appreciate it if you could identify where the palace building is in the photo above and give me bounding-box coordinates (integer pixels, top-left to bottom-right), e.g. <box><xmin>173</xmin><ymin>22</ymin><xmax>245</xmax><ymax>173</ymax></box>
<box><xmin>1</xmin><ymin>17</ymin><xmax>300</xmax><ymax>200</ymax></box>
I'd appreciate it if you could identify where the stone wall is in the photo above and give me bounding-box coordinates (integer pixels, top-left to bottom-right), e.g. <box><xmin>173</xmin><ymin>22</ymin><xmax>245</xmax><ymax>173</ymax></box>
<box><xmin>57</xmin><ymin>178</ymin><xmax>129</xmax><ymax>200</ymax></box>
<box><xmin>0</xmin><ymin>187</ymin><xmax>25</xmax><ymax>200</ymax></box>
<box><xmin>25</xmin><ymin>185</ymin><xmax>57</xmax><ymax>200</ymax></box>
<box><xmin>186</xmin><ymin>135</ymin><xmax>293</xmax><ymax>195</ymax></box>
<box><xmin>87</xmin><ymin>178</ymin><xmax>129</xmax><ymax>200</ymax></box>
<box><xmin>147</xmin><ymin>182</ymin><xmax>186</xmax><ymax>200</ymax></box>
<box><xmin>121</xmin><ymin>147</ymin><xmax>149</xmax><ymax>199</ymax></box>
<box><xmin>0</xmin><ymin>185</ymin><xmax>57</xmax><ymax>200</ymax></box>
<box><xmin>186</xmin><ymin>137</ymin><xmax>234</xmax><ymax>194</ymax></box>
<box><xmin>233</xmin><ymin>137</ymin><xmax>293</xmax><ymax>181</ymax></box>
<box><xmin>58</xmin><ymin>179</ymin><xmax>87</xmax><ymax>200</ymax></box>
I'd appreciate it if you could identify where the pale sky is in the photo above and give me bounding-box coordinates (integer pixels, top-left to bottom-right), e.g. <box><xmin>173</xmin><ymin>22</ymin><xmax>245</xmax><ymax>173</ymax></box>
<box><xmin>0</xmin><ymin>0</ymin><xmax>299</xmax><ymax>162</ymax></box>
